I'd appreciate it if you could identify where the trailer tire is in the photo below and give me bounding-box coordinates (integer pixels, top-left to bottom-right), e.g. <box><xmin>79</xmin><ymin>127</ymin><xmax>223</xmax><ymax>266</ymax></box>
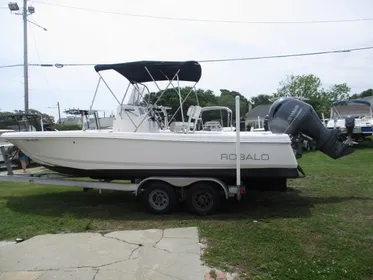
<box><xmin>186</xmin><ymin>183</ymin><xmax>221</xmax><ymax>216</ymax></box>
<box><xmin>142</xmin><ymin>182</ymin><xmax>177</xmax><ymax>214</ymax></box>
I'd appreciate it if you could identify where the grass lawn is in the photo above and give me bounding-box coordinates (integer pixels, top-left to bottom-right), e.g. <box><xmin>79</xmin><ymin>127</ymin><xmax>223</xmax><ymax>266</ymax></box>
<box><xmin>1</xmin><ymin>141</ymin><xmax>373</xmax><ymax>279</ymax></box>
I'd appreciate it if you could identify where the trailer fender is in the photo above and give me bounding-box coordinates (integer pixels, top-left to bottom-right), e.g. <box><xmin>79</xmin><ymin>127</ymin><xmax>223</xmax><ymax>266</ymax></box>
<box><xmin>136</xmin><ymin>177</ymin><xmax>229</xmax><ymax>200</ymax></box>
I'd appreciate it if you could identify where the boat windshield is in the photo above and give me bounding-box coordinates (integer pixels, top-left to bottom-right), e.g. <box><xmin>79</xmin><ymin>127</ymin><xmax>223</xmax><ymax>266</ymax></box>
<box><xmin>203</xmin><ymin>121</ymin><xmax>223</xmax><ymax>131</ymax></box>
<box><xmin>123</xmin><ymin>84</ymin><xmax>147</xmax><ymax>106</ymax></box>
<box><xmin>332</xmin><ymin>103</ymin><xmax>372</xmax><ymax>118</ymax></box>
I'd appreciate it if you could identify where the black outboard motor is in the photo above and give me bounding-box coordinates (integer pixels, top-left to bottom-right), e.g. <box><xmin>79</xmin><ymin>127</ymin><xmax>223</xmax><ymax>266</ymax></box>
<box><xmin>344</xmin><ymin>115</ymin><xmax>355</xmax><ymax>143</ymax></box>
<box><xmin>267</xmin><ymin>97</ymin><xmax>354</xmax><ymax>159</ymax></box>
<box><xmin>263</xmin><ymin>115</ymin><xmax>269</xmax><ymax>131</ymax></box>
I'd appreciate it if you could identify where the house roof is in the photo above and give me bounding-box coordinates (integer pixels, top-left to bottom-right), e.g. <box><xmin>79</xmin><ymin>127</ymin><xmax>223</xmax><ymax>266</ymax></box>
<box><xmin>245</xmin><ymin>104</ymin><xmax>272</xmax><ymax>119</ymax></box>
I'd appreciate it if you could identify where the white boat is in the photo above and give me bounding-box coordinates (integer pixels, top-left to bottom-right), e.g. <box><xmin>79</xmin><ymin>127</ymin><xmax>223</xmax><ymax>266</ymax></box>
<box><xmin>0</xmin><ymin>129</ymin><xmax>15</xmax><ymax>164</ymax></box>
<box><xmin>1</xmin><ymin>60</ymin><xmax>354</xmax><ymax>184</ymax></box>
<box><xmin>326</xmin><ymin>99</ymin><xmax>373</xmax><ymax>145</ymax></box>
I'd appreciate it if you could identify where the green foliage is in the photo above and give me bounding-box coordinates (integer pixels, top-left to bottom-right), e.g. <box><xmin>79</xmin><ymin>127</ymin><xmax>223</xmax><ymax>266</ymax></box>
<box><xmin>250</xmin><ymin>94</ymin><xmax>272</xmax><ymax>107</ymax></box>
<box><xmin>140</xmin><ymin>74</ymin><xmax>371</xmax><ymax>124</ymax></box>
<box><xmin>0</xmin><ymin>110</ymin><xmax>56</xmax><ymax>131</ymax></box>
<box><xmin>1</xmin><ymin>147</ymin><xmax>373</xmax><ymax>279</ymax></box>
<box><xmin>54</xmin><ymin>124</ymin><xmax>82</xmax><ymax>131</ymax></box>
<box><xmin>273</xmin><ymin>74</ymin><xmax>351</xmax><ymax>116</ymax></box>
<box><xmin>0</xmin><ymin>111</ymin><xmax>14</xmax><ymax>117</ymax></box>
<box><xmin>360</xmin><ymin>89</ymin><xmax>373</xmax><ymax>97</ymax></box>
<box><xmin>144</xmin><ymin>87</ymin><xmax>248</xmax><ymax>126</ymax></box>
<box><xmin>350</xmin><ymin>88</ymin><xmax>373</xmax><ymax>99</ymax></box>
<box><xmin>28</xmin><ymin>109</ymin><xmax>55</xmax><ymax>124</ymax></box>
<box><xmin>275</xmin><ymin>74</ymin><xmax>322</xmax><ymax>99</ymax></box>
<box><xmin>218</xmin><ymin>89</ymin><xmax>248</xmax><ymax>118</ymax></box>
<box><xmin>2</xmin><ymin>74</ymin><xmax>370</xmax><ymax>128</ymax></box>
<box><xmin>0</xmin><ymin>111</ymin><xmax>19</xmax><ymax>128</ymax></box>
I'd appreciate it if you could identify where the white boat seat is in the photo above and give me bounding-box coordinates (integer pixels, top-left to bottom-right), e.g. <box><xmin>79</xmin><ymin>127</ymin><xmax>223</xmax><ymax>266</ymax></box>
<box><xmin>186</xmin><ymin>105</ymin><xmax>201</xmax><ymax>120</ymax></box>
<box><xmin>186</xmin><ymin>105</ymin><xmax>195</xmax><ymax>117</ymax></box>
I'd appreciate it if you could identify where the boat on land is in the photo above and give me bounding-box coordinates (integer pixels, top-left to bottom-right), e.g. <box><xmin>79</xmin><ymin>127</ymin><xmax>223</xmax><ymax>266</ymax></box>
<box><xmin>0</xmin><ymin>129</ymin><xmax>15</xmax><ymax>164</ymax></box>
<box><xmin>326</xmin><ymin>99</ymin><xmax>373</xmax><ymax>145</ymax></box>
<box><xmin>1</xmin><ymin>60</ymin><xmax>354</xmax><ymax>185</ymax></box>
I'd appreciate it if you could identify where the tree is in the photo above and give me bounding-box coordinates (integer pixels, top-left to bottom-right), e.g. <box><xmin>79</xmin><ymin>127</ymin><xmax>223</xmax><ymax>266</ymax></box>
<box><xmin>143</xmin><ymin>87</ymin><xmax>218</xmax><ymax>123</ymax></box>
<box><xmin>0</xmin><ymin>109</ymin><xmax>56</xmax><ymax>131</ymax></box>
<box><xmin>218</xmin><ymin>89</ymin><xmax>248</xmax><ymax>120</ymax></box>
<box><xmin>315</xmin><ymin>83</ymin><xmax>350</xmax><ymax>114</ymax></box>
<box><xmin>360</xmin><ymin>89</ymin><xmax>373</xmax><ymax>97</ymax></box>
<box><xmin>0</xmin><ymin>111</ymin><xmax>19</xmax><ymax>128</ymax></box>
<box><xmin>250</xmin><ymin>94</ymin><xmax>273</xmax><ymax>107</ymax></box>
<box><xmin>325</xmin><ymin>83</ymin><xmax>350</xmax><ymax>101</ymax></box>
<box><xmin>29</xmin><ymin>109</ymin><xmax>55</xmax><ymax>124</ymax></box>
<box><xmin>274</xmin><ymin>74</ymin><xmax>322</xmax><ymax>100</ymax></box>
<box><xmin>273</xmin><ymin>74</ymin><xmax>351</xmax><ymax>116</ymax></box>
<box><xmin>142</xmin><ymin>87</ymin><xmax>248</xmax><ymax>126</ymax></box>
<box><xmin>350</xmin><ymin>89</ymin><xmax>373</xmax><ymax>99</ymax></box>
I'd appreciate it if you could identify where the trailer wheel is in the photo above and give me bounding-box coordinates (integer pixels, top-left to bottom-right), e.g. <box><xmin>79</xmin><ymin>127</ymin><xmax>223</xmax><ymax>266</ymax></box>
<box><xmin>142</xmin><ymin>182</ymin><xmax>177</xmax><ymax>214</ymax></box>
<box><xmin>186</xmin><ymin>183</ymin><xmax>221</xmax><ymax>216</ymax></box>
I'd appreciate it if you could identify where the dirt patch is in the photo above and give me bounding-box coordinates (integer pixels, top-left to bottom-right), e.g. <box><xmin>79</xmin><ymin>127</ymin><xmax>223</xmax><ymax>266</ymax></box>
<box><xmin>199</xmin><ymin>237</ymin><xmax>240</xmax><ymax>280</ymax></box>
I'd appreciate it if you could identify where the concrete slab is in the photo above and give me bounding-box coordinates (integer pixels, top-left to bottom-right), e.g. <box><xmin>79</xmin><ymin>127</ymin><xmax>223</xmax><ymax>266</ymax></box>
<box><xmin>0</xmin><ymin>271</ymin><xmax>42</xmax><ymax>280</ymax></box>
<box><xmin>105</xmin><ymin>229</ymin><xmax>163</xmax><ymax>246</ymax></box>
<box><xmin>157</xmin><ymin>236</ymin><xmax>201</xmax><ymax>254</ymax></box>
<box><xmin>0</xmin><ymin>227</ymin><xmax>206</xmax><ymax>280</ymax></box>
<box><xmin>0</xmin><ymin>232</ymin><xmax>138</xmax><ymax>271</ymax></box>
<box><xmin>0</xmin><ymin>241</ymin><xmax>15</xmax><ymax>249</ymax></box>
<box><xmin>163</xmin><ymin>227</ymin><xmax>197</xmax><ymax>239</ymax></box>
<box><xmin>37</xmin><ymin>268</ymin><xmax>97</xmax><ymax>280</ymax></box>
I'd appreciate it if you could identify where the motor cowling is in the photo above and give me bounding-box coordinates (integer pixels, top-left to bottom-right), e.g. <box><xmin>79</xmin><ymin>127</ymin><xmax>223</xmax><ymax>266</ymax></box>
<box><xmin>344</xmin><ymin>116</ymin><xmax>355</xmax><ymax>136</ymax></box>
<box><xmin>267</xmin><ymin>97</ymin><xmax>354</xmax><ymax>159</ymax></box>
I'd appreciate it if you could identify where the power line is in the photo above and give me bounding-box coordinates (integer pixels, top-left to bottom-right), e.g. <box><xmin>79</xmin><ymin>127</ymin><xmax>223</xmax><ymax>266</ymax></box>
<box><xmin>29</xmin><ymin>21</ymin><xmax>53</xmax><ymax>94</ymax></box>
<box><xmin>199</xmin><ymin>46</ymin><xmax>373</xmax><ymax>62</ymax></box>
<box><xmin>0</xmin><ymin>64</ymin><xmax>24</xmax><ymax>69</ymax></box>
<box><xmin>33</xmin><ymin>0</ymin><xmax>373</xmax><ymax>25</ymax></box>
<box><xmin>1</xmin><ymin>45</ymin><xmax>373</xmax><ymax>69</ymax></box>
<box><xmin>27</xmin><ymin>19</ymin><xmax>48</xmax><ymax>31</ymax></box>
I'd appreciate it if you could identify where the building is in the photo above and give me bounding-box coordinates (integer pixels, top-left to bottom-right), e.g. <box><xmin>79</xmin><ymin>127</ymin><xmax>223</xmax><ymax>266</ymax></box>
<box><xmin>88</xmin><ymin>116</ymin><xmax>114</xmax><ymax>129</ymax></box>
<box><xmin>57</xmin><ymin>116</ymin><xmax>82</xmax><ymax>126</ymax></box>
<box><xmin>362</xmin><ymin>95</ymin><xmax>373</xmax><ymax>107</ymax></box>
<box><xmin>244</xmin><ymin>104</ymin><xmax>272</xmax><ymax>129</ymax></box>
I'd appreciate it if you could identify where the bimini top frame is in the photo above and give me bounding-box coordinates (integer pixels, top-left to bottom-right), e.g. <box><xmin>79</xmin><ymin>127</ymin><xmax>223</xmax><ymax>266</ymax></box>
<box><xmin>94</xmin><ymin>60</ymin><xmax>202</xmax><ymax>84</ymax></box>
<box><xmin>89</xmin><ymin>60</ymin><xmax>203</xmax><ymax>132</ymax></box>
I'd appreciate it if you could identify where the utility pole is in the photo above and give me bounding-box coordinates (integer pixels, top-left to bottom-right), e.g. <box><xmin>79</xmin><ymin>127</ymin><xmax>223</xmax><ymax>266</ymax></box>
<box><xmin>57</xmin><ymin>102</ymin><xmax>61</xmax><ymax>124</ymax></box>
<box><xmin>47</xmin><ymin>102</ymin><xmax>62</xmax><ymax>124</ymax></box>
<box><xmin>8</xmin><ymin>1</ymin><xmax>46</xmax><ymax>114</ymax></box>
<box><xmin>22</xmin><ymin>0</ymin><xmax>29</xmax><ymax>114</ymax></box>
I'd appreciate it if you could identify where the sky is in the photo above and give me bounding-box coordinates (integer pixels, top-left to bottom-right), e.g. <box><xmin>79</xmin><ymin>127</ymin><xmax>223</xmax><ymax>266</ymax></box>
<box><xmin>0</xmin><ymin>0</ymin><xmax>373</xmax><ymax>120</ymax></box>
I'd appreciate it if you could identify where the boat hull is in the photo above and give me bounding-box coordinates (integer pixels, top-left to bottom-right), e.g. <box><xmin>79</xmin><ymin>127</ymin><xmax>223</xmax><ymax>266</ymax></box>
<box><xmin>45</xmin><ymin>165</ymin><xmax>300</xmax><ymax>183</ymax></box>
<box><xmin>326</xmin><ymin>120</ymin><xmax>373</xmax><ymax>135</ymax></box>
<box><xmin>2</xmin><ymin>130</ymin><xmax>300</xmax><ymax>182</ymax></box>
